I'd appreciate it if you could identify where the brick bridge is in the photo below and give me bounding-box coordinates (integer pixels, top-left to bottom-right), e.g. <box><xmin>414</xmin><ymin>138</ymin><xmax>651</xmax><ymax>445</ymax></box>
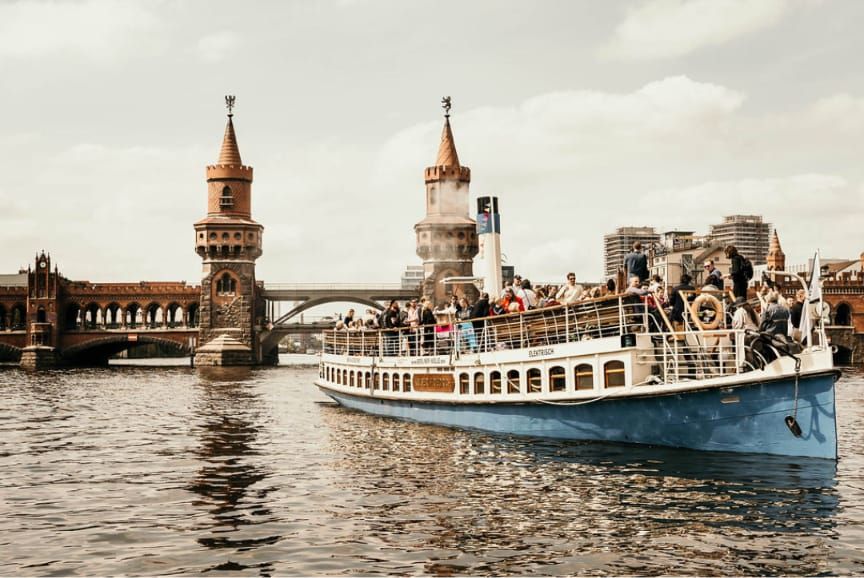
<box><xmin>0</xmin><ymin>253</ymin><xmax>201</xmax><ymax>365</ymax></box>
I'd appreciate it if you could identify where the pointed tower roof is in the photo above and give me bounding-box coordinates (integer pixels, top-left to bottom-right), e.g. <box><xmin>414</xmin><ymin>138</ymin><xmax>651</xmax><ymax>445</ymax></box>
<box><xmin>217</xmin><ymin>115</ymin><xmax>242</xmax><ymax>166</ymax></box>
<box><xmin>436</xmin><ymin>116</ymin><xmax>460</xmax><ymax>168</ymax></box>
<box><xmin>768</xmin><ymin>229</ymin><xmax>784</xmax><ymax>256</ymax></box>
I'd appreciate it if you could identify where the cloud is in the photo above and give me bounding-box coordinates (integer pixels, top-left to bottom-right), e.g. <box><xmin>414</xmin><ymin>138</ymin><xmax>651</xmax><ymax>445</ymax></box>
<box><xmin>195</xmin><ymin>31</ymin><xmax>241</xmax><ymax>63</ymax></box>
<box><xmin>0</xmin><ymin>0</ymin><xmax>160</xmax><ymax>61</ymax></box>
<box><xmin>602</xmin><ymin>0</ymin><xmax>788</xmax><ymax>61</ymax></box>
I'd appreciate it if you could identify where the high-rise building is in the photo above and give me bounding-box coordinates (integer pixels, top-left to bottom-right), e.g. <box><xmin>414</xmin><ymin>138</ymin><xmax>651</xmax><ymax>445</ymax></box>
<box><xmin>603</xmin><ymin>227</ymin><xmax>660</xmax><ymax>279</ymax></box>
<box><xmin>708</xmin><ymin>215</ymin><xmax>771</xmax><ymax>265</ymax></box>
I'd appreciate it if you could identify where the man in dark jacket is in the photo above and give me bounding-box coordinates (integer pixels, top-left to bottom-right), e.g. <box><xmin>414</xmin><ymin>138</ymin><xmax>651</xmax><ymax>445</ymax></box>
<box><xmin>381</xmin><ymin>300</ymin><xmax>402</xmax><ymax>355</ymax></box>
<box><xmin>725</xmin><ymin>245</ymin><xmax>749</xmax><ymax>299</ymax></box>
<box><xmin>624</xmin><ymin>241</ymin><xmax>649</xmax><ymax>283</ymax></box>
<box><xmin>668</xmin><ymin>274</ymin><xmax>695</xmax><ymax>324</ymax></box>
<box><xmin>419</xmin><ymin>298</ymin><xmax>436</xmax><ymax>353</ymax></box>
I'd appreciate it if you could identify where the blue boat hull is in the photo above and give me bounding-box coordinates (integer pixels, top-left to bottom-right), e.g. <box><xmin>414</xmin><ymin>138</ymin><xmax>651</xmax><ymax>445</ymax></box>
<box><xmin>322</xmin><ymin>372</ymin><xmax>838</xmax><ymax>459</ymax></box>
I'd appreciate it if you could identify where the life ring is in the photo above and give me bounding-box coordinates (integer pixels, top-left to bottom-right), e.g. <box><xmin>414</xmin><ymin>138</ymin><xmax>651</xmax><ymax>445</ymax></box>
<box><xmin>689</xmin><ymin>293</ymin><xmax>722</xmax><ymax>331</ymax></box>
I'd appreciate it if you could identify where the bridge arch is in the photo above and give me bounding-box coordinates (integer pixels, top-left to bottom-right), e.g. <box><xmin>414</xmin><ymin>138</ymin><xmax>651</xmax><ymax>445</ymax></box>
<box><xmin>0</xmin><ymin>341</ymin><xmax>21</xmax><ymax>362</ymax></box>
<box><xmin>272</xmin><ymin>296</ymin><xmax>385</xmax><ymax>325</ymax></box>
<box><xmin>834</xmin><ymin>302</ymin><xmax>853</xmax><ymax>326</ymax></box>
<box><xmin>62</xmin><ymin>334</ymin><xmax>192</xmax><ymax>365</ymax></box>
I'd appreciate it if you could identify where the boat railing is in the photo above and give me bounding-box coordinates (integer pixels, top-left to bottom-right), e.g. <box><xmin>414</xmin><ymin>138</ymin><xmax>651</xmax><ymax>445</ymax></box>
<box><xmin>322</xmin><ymin>294</ymin><xmax>649</xmax><ymax>357</ymax></box>
<box><xmin>637</xmin><ymin>329</ymin><xmax>746</xmax><ymax>384</ymax></box>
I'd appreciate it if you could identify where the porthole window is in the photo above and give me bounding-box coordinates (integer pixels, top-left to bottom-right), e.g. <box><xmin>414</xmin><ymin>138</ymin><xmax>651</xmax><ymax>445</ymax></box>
<box><xmin>222</xmin><ymin>232</ymin><xmax>229</xmax><ymax>241</ymax></box>
<box><xmin>549</xmin><ymin>366</ymin><xmax>566</xmax><ymax>392</ymax></box>
<box><xmin>459</xmin><ymin>373</ymin><xmax>469</xmax><ymax>394</ymax></box>
<box><xmin>576</xmin><ymin>364</ymin><xmax>594</xmax><ymax>390</ymax></box>
<box><xmin>234</xmin><ymin>232</ymin><xmax>242</xmax><ymax>240</ymax></box>
<box><xmin>209</xmin><ymin>232</ymin><xmax>217</xmax><ymax>240</ymax></box>
<box><xmin>527</xmin><ymin>368</ymin><xmax>542</xmax><ymax>393</ymax></box>
<box><xmin>604</xmin><ymin>361</ymin><xmax>626</xmax><ymax>388</ymax></box>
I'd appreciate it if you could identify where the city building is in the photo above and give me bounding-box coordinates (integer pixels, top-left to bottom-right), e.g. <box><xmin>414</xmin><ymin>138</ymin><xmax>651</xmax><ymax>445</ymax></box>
<box><xmin>400</xmin><ymin>265</ymin><xmax>424</xmax><ymax>290</ymax></box>
<box><xmin>708</xmin><ymin>215</ymin><xmax>771</xmax><ymax>265</ymax></box>
<box><xmin>649</xmin><ymin>231</ymin><xmax>729</xmax><ymax>287</ymax></box>
<box><xmin>603</xmin><ymin>226</ymin><xmax>660</xmax><ymax>279</ymax></box>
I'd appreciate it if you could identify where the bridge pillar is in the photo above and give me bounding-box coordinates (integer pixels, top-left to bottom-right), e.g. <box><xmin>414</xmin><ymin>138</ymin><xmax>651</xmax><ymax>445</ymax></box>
<box><xmin>20</xmin><ymin>346</ymin><xmax>59</xmax><ymax>369</ymax></box>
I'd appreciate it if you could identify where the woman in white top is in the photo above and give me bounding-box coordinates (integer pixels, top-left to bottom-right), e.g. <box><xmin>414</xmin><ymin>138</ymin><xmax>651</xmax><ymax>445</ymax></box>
<box><xmin>731</xmin><ymin>297</ymin><xmax>759</xmax><ymax>331</ymax></box>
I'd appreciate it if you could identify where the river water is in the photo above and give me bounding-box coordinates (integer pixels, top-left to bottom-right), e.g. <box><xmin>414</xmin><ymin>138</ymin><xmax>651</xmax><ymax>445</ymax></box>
<box><xmin>1</xmin><ymin>362</ymin><xmax>862</xmax><ymax>576</ymax></box>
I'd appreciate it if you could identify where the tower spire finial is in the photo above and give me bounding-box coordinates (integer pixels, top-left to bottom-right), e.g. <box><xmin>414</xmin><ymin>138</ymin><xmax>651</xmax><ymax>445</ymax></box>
<box><xmin>441</xmin><ymin>95</ymin><xmax>452</xmax><ymax>118</ymax></box>
<box><xmin>225</xmin><ymin>94</ymin><xmax>236</xmax><ymax>117</ymax></box>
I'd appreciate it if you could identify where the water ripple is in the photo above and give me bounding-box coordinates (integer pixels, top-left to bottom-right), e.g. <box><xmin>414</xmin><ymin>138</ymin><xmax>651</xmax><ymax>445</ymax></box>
<box><xmin>0</xmin><ymin>366</ymin><xmax>862</xmax><ymax>575</ymax></box>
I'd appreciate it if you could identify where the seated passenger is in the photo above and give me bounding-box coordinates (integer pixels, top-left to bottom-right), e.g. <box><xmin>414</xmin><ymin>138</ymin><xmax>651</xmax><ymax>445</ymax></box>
<box><xmin>625</xmin><ymin>276</ymin><xmax>650</xmax><ymax>296</ymax></box>
<box><xmin>760</xmin><ymin>291</ymin><xmax>790</xmax><ymax>338</ymax></box>
<box><xmin>731</xmin><ymin>297</ymin><xmax>759</xmax><ymax>332</ymax></box>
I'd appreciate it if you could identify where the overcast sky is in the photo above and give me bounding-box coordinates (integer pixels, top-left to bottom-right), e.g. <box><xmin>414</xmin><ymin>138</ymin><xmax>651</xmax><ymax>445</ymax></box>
<box><xmin>2</xmin><ymin>0</ymin><xmax>863</xmax><ymax>286</ymax></box>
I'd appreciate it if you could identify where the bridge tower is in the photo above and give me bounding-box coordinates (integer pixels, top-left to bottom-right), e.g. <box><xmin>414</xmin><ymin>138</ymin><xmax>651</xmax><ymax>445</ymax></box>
<box><xmin>767</xmin><ymin>230</ymin><xmax>785</xmax><ymax>271</ymax></box>
<box><xmin>414</xmin><ymin>98</ymin><xmax>479</xmax><ymax>304</ymax></box>
<box><xmin>20</xmin><ymin>251</ymin><xmax>61</xmax><ymax>368</ymax></box>
<box><xmin>193</xmin><ymin>97</ymin><xmax>265</xmax><ymax>365</ymax></box>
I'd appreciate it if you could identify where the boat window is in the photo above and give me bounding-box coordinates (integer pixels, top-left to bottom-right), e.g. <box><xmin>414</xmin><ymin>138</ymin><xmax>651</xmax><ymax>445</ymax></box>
<box><xmin>365</xmin><ymin>372</ymin><xmax>371</xmax><ymax>389</ymax></box>
<box><xmin>604</xmin><ymin>360</ymin><xmax>626</xmax><ymax>388</ymax></box>
<box><xmin>527</xmin><ymin>368</ymin><xmax>542</xmax><ymax>393</ymax></box>
<box><xmin>403</xmin><ymin>373</ymin><xmax>411</xmax><ymax>392</ymax></box>
<box><xmin>350</xmin><ymin>371</ymin><xmax>355</xmax><ymax>387</ymax></box>
<box><xmin>383</xmin><ymin>373</ymin><xmax>390</xmax><ymax>391</ymax></box>
<box><xmin>549</xmin><ymin>366</ymin><xmax>566</xmax><ymax>392</ymax></box>
<box><xmin>491</xmin><ymin>371</ymin><xmax>502</xmax><ymax>394</ymax></box>
<box><xmin>459</xmin><ymin>373</ymin><xmax>470</xmax><ymax>394</ymax></box>
<box><xmin>575</xmin><ymin>364</ymin><xmax>594</xmax><ymax>390</ymax></box>
<box><xmin>374</xmin><ymin>372</ymin><xmax>380</xmax><ymax>390</ymax></box>
<box><xmin>507</xmin><ymin>370</ymin><xmax>520</xmax><ymax>394</ymax></box>
<box><xmin>474</xmin><ymin>372</ymin><xmax>485</xmax><ymax>394</ymax></box>
<box><xmin>325</xmin><ymin>367</ymin><xmax>330</xmax><ymax>381</ymax></box>
<box><xmin>336</xmin><ymin>369</ymin><xmax>341</xmax><ymax>385</ymax></box>
<box><xmin>393</xmin><ymin>373</ymin><xmax>400</xmax><ymax>392</ymax></box>
<box><xmin>342</xmin><ymin>369</ymin><xmax>347</xmax><ymax>385</ymax></box>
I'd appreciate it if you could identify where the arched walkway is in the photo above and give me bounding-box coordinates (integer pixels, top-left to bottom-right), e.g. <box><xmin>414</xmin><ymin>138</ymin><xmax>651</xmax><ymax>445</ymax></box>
<box><xmin>0</xmin><ymin>342</ymin><xmax>21</xmax><ymax>362</ymax></box>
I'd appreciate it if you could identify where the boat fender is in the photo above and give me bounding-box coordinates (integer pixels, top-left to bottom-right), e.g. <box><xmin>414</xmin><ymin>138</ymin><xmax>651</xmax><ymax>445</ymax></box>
<box><xmin>689</xmin><ymin>293</ymin><xmax>722</xmax><ymax>331</ymax></box>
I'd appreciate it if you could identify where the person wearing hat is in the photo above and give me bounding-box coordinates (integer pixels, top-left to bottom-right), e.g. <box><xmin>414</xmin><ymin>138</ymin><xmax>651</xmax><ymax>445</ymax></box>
<box><xmin>731</xmin><ymin>296</ymin><xmax>759</xmax><ymax>332</ymax></box>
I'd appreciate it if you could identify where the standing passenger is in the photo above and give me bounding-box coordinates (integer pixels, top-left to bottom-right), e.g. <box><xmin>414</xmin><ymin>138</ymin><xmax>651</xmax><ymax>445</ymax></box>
<box><xmin>624</xmin><ymin>242</ymin><xmax>649</xmax><ymax>284</ymax></box>
<box><xmin>725</xmin><ymin>245</ymin><xmax>751</xmax><ymax>299</ymax></box>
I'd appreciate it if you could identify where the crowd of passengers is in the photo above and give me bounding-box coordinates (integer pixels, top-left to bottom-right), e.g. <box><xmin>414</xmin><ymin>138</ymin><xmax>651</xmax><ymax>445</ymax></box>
<box><xmin>327</xmin><ymin>242</ymin><xmax>808</xmax><ymax>357</ymax></box>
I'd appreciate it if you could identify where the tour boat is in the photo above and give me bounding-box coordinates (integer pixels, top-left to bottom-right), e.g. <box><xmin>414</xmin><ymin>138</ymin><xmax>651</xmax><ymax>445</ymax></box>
<box><xmin>316</xmin><ymin>286</ymin><xmax>838</xmax><ymax>460</ymax></box>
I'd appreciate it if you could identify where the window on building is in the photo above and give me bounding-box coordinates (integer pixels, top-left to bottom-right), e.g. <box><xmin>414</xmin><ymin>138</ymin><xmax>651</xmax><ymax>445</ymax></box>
<box><xmin>220</xmin><ymin>186</ymin><xmax>234</xmax><ymax>208</ymax></box>
<box><xmin>216</xmin><ymin>272</ymin><xmax>237</xmax><ymax>295</ymax></box>
<box><xmin>549</xmin><ymin>366</ymin><xmax>566</xmax><ymax>392</ymax></box>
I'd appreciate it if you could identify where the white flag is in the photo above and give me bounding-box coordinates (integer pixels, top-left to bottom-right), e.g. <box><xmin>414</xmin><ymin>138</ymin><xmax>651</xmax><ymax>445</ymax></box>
<box><xmin>799</xmin><ymin>252</ymin><xmax>822</xmax><ymax>346</ymax></box>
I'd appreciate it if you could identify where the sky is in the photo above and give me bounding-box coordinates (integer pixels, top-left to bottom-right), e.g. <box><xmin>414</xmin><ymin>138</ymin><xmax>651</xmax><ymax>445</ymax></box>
<box><xmin>1</xmin><ymin>0</ymin><xmax>863</xmax><ymax>287</ymax></box>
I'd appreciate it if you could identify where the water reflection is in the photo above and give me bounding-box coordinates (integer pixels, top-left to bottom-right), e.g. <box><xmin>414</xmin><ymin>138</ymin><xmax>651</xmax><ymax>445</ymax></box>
<box><xmin>321</xmin><ymin>406</ymin><xmax>840</xmax><ymax>576</ymax></box>
<box><xmin>187</xmin><ymin>368</ymin><xmax>279</xmax><ymax>574</ymax></box>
